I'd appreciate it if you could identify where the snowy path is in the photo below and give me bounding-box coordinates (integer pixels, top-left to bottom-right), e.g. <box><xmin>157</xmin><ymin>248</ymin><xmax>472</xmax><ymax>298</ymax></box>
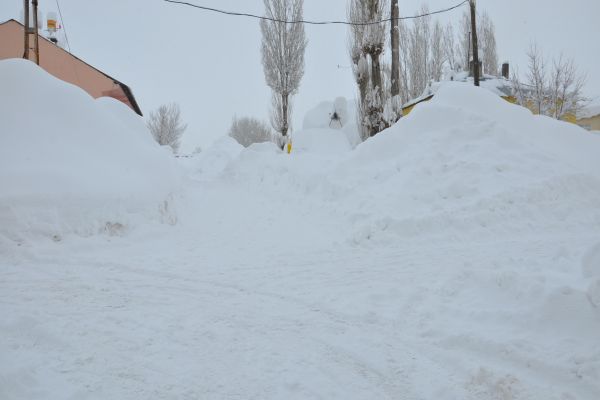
<box><xmin>2</xmin><ymin>183</ymin><xmax>599</xmax><ymax>399</ymax></box>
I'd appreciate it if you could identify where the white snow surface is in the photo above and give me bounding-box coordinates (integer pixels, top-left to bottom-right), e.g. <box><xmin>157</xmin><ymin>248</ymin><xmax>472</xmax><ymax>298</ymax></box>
<box><xmin>0</xmin><ymin>59</ymin><xmax>179</xmax><ymax>242</ymax></box>
<box><xmin>2</xmin><ymin>68</ymin><xmax>600</xmax><ymax>399</ymax></box>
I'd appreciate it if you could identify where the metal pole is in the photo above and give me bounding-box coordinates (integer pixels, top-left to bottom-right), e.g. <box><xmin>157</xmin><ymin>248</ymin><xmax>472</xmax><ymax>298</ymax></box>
<box><xmin>32</xmin><ymin>0</ymin><xmax>40</xmax><ymax>65</ymax></box>
<box><xmin>470</xmin><ymin>0</ymin><xmax>480</xmax><ymax>86</ymax></box>
<box><xmin>23</xmin><ymin>0</ymin><xmax>30</xmax><ymax>59</ymax></box>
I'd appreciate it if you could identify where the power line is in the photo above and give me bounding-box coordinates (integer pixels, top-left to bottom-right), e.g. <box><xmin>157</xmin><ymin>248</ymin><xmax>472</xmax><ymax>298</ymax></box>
<box><xmin>54</xmin><ymin>0</ymin><xmax>82</xmax><ymax>89</ymax></box>
<box><xmin>55</xmin><ymin>0</ymin><xmax>72</xmax><ymax>53</ymax></box>
<box><xmin>163</xmin><ymin>0</ymin><xmax>469</xmax><ymax>26</ymax></box>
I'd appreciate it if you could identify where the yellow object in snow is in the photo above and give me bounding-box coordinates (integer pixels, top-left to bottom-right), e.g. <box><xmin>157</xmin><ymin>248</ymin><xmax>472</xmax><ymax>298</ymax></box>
<box><xmin>287</xmin><ymin>141</ymin><xmax>292</xmax><ymax>154</ymax></box>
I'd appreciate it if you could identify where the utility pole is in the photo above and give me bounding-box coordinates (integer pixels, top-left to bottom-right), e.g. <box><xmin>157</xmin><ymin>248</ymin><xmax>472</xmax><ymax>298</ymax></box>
<box><xmin>32</xmin><ymin>0</ymin><xmax>40</xmax><ymax>65</ymax></box>
<box><xmin>23</xmin><ymin>0</ymin><xmax>29</xmax><ymax>59</ymax></box>
<box><xmin>469</xmin><ymin>0</ymin><xmax>480</xmax><ymax>86</ymax></box>
<box><xmin>390</xmin><ymin>0</ymin><xmax>400</xmax><ymax>105</ymax></box>
<box><xmin>22</xmin><ymin>0</ymin><xmax>40</xmax><ymax>64</ymax></box>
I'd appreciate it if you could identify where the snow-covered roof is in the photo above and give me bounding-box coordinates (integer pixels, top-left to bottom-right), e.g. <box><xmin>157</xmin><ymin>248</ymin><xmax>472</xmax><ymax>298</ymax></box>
<box><xmin>402</xmin><ymin>74</ymin><xmax>513</xmax><ymax>110</ymax></box>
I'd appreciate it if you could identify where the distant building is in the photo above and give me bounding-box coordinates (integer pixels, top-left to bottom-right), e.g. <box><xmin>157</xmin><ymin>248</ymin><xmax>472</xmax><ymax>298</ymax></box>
<box><xmin>577</xmin><ymin>104</ymin><xmax>600</xmax><ymax>131</ymax></box>
<box><xmin>0</xmin><ymin>19</ymin><xmax>142</xmax><ymax>116</ymax></box>
<box><xmin>401</xmin><ymin>73</ymin><xmax>592</xmax><ymax>129</ymax></box>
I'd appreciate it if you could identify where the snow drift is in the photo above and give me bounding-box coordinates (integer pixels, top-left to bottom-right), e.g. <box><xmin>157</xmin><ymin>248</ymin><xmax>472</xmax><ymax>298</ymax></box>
<box><xmin>0</xmin><ymin>59</ymin><xmax>179</xmax><ymax>242</ymax></box>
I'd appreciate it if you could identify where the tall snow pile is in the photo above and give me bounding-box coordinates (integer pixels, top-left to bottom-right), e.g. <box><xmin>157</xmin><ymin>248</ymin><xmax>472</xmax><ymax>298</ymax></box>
<box><xmin>302</xmin><ymin>97</ymin><xmax>362</xmax><ymax>147</ymax></box>
<box><xmin>0</xmin><ymin>59</ymin><xmax>179</xmax><ymax>242</ymax></box>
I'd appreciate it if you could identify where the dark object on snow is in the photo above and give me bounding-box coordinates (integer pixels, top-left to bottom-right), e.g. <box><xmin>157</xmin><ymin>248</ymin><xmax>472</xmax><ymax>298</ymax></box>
<box><xmin>329</xmin><ymin>111</ymin><xmax>342</xmax><ymax>129</ymax></box>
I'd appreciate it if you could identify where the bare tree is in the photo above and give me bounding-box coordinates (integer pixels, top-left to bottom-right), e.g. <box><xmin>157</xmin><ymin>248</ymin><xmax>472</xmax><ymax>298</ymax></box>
<box><xmin>260</xmin><ymin>0</ymin><xmax>307</xmax><ymax>145</ymax></box>
<box><xmin>512</xmin><ymin>44</ymin><xmax>587</xmax><ymax>120</ymax></box>
<box><xmin>146</xmin><ymin>103</ymin><xmax>187</xmax><ymax>153</ymax></box>
<box><xmin>397</xmin><ymin>18</ymin><xmax>411</xmax><ymax>103</ymax></box>
<box><xmin>510</xmin><ymin>67</ymin><xmax>526</xmax><ymax>106</ymax></box>
<box><xmin>443</xmin><ymin>23</ymin><xmax>458</xmax><ymax>72</ymax></box>
<box><xmin>526</xmin><ymin>44</ymin><xmax>547</xmax><ymax>115</ymax></box>
<box><xmin>548</xmin><ymin>55</ymin><xmax>586</xmax><ymax>120</ymax></box>
<box><xmin>228</xmin><ymin>116</ymin><xmax>274</xmax><ymax>147</ymax></box>
<box><xmin>458</xmin><ymin>10</ymin><xmax>471</xmax><ymax>72</ymax></box>
<box><xmin>408</xmin><ymin>5</ymin><xmax>431</xmax><ymax>99</ymax></box>
<box><xmin>429</xmin><ymin>20</ymin><xmax>444</xmax><ymax>82</ymax></box>
<box><xmin>479</xmin><ymin>12</ymin><xmax>498</xmax><ymax>76</ymax></box>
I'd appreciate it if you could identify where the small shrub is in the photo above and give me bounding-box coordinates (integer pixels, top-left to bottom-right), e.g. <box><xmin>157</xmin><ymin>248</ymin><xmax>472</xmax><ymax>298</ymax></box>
<box><xmin>228</xmin><ymin>116</ymin><xmax>274</xmax><ymax>147</ymax></box>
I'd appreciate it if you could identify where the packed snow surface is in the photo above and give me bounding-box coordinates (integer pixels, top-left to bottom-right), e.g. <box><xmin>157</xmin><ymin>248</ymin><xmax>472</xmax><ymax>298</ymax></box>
<box><xmin>2</xmin><ymin>62</ymin><xmax>600</xmax><ymax>399</ymax></box>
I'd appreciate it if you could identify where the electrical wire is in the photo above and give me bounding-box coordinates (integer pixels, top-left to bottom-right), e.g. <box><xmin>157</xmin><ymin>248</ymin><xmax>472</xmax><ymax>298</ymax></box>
<box><xmin>54</xmin><ymin>0</ymin><xmax>82</xmax><ymax>89</ymax></box>
<box><xmin>163</xmin><ymin>0</ymin><xmax>469</xmax><ymax>26</ymax></box>
<box><xmin>55</xmin><ymin>0</ymin><xmax>72</xmax><ymax>53</ymax></box>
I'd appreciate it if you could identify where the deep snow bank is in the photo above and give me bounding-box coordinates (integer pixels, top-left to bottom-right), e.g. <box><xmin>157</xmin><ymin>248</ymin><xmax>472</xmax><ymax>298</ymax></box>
<box><xmin>337</xmin><ymin>83</ymin><xmax>600</xmax><ymax>243</ymax></box>
<box><xmin>0</xmin><ymin>59</ymin><xmax>179</xmax><ymax>241</ymax></box>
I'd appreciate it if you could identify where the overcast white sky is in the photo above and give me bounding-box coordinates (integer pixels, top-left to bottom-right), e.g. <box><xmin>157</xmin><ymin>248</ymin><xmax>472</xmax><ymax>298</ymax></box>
<box><xmin>2</xmin><ymin>1</ymin><xmax>599</xmax><ymax>151</ymax></box>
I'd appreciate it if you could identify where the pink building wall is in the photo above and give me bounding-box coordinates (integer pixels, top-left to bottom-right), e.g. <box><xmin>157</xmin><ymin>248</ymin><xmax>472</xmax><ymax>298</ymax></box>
<box><xmin>0</xmin><ymin>19</ymin><xmax>141</xmax><ymax>115</ymax></box>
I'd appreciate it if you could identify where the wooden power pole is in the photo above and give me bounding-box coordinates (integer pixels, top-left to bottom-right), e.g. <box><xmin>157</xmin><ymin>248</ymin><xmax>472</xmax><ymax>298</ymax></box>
<box><xmin>469</xmin><ymin>0</ymin><xmax>480</xmax><ymax>86</ymax></box>
<box><xmin>390</xmin><ymin>0</ymin><xmax>400</xmax><ymax>102</ymax></box>
<box><xmin>32</xmin><ymin>0</ymin><xmax>40</xmax><ymax>65</ymax></box>
<box><xmin>23</xmin><ymin>0</ymin><xmax>29</xmax><ymax>59</ymax></box>
<box><xmin>22</xmin><ymin>0</ymin><xmax>40</xmax><ymax>65</ymax></box>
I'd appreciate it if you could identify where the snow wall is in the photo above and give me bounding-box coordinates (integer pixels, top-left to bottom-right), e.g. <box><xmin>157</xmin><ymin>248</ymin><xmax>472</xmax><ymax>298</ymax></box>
<box><xmin>0</xmin><ymin>59</ymin><xmax>180</xmax><ymax>242</ymax></box>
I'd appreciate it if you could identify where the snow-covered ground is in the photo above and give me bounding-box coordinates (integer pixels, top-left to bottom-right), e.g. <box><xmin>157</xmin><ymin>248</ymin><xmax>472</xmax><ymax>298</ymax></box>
<box><xmin>2</xmin><ymin>60</ymin><xmax>600</xmax><ymax>399</ymax></box>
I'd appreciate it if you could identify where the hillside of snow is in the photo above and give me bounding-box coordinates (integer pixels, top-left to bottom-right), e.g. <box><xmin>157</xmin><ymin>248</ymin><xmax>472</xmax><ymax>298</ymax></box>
<box><xmin>2</xmin><ymin>60</ymin><xmax>600</xmax><ymax>399</ymax></box>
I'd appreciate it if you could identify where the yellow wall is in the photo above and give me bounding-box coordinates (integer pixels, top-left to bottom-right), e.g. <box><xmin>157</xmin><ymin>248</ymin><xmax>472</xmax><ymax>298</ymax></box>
<box><xmin>402</xmin><ymin>93</ymin><xmax>589</xmax><ymax>129</ymax></box>
<box><xmin>578</xmin><ymin>115</ymin><xmax>600</xmax><ymax>131</ymax></box>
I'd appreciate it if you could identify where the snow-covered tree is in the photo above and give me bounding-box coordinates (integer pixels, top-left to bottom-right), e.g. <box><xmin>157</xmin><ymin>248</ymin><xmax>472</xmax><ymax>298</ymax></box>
<box><xmin>348</xmin><ymin>0</ymin><xmax>389</xmax><ymax>139</ymax></box>
<box><xmin>146</xmin><ymin>103</ymin><xmax>187</xmax><ymax>153</ymax></box>
<box><xmin>228</xmin><ymin>116</ymin><xmax>274</xmax><ymax>148</ymax></box>
<box><xmin>479</xmin><ymin>12</ymin><xmax>498</xmax><ymax>76</ymax></box>
<box><xmin>260</xmin><ymin>0</ymin><xmax>307</xmax><ymax>145</ymax></box>
<box><xmin>364</xmin><ymin>0</ymin><xmax>388</xmax><ymax>137</ymax></box>
<box><xmin>348</xmin><ymin>2</ymin><xmax>369</xmax><ymax>140</ymax></box>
